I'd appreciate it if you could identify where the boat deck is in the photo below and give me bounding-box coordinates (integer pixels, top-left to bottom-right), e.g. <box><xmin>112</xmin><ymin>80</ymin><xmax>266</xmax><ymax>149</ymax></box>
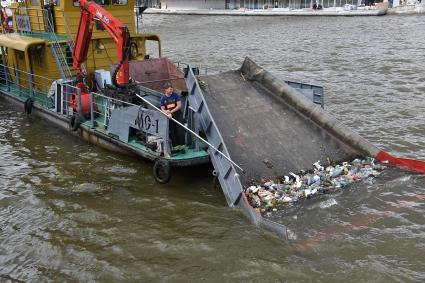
<box><xmin>81</xmin><ymin>117</ymin><xmax>208</xmax><ymax>160</ymax></box>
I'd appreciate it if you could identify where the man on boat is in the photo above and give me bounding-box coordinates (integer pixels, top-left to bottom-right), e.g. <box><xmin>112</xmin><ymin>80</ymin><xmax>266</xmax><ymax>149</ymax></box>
<box><xmin>160</xmin><ymin>82</ymin><xmax>185</xmax><ymax>147</ymax></box>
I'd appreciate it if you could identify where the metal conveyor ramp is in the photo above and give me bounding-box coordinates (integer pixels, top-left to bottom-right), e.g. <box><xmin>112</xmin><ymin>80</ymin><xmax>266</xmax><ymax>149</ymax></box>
<box><xmin>184</xmin><ymin>57</ymin><xmax>379</xmax><ymax>239</ymax></box>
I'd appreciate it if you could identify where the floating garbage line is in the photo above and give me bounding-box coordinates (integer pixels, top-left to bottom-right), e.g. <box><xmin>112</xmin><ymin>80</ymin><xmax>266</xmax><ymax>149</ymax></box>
<box><xmin>244</xmin><ymin>157</ymin><xmax>388</xmax><ymax>215</ymax></box>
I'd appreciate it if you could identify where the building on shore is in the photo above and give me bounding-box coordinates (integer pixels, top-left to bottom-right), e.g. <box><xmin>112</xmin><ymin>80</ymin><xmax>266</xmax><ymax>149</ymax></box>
<box><xmin>137</xmin><ymin>0</ymin><xmax>384</xmax><ymax>10</ymax></box>
<box><xmin>389</xmin><ymin>0</ymin><xmax>423</xmax><ymax>9</ymax></box>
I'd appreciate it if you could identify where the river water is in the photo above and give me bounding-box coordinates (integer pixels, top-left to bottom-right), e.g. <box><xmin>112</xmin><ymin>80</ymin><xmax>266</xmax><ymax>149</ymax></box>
<box><xmin>1</xmin><ymin>14</ymin><xmax>425</xmax><ymax>282</ymax></box>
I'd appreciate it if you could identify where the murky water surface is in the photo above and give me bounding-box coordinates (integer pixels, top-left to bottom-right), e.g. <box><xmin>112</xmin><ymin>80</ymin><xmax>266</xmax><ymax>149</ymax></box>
<box><xmin>1</xmin><ymin>15</ymin><xmax>425</xmax><ymax>282</ymax></box>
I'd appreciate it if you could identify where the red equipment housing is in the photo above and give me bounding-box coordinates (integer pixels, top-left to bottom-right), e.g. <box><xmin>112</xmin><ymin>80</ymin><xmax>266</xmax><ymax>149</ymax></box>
<box><xmin>71</xmin><ymin>0</ymin><xmax>131</xmax><ymax>115</ymax></box>
<box><xmin>72</xmin><ymin>0</ymin><xmax>131</xmax><ymax>86</ymax></box>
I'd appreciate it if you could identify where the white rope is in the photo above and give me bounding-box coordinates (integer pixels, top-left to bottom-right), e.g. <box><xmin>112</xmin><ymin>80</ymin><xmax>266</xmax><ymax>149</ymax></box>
<box><xmin>134</xmin><ymin>93</ymin><xmax>245</xmax><ymax>173</ymax></box>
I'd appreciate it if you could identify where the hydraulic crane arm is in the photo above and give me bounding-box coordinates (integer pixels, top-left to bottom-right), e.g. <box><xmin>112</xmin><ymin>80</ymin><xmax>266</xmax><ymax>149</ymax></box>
<box><xmin>72</xmin><ymin>0</ymin><xmax>130</xmax><ymax>86</ymax></box>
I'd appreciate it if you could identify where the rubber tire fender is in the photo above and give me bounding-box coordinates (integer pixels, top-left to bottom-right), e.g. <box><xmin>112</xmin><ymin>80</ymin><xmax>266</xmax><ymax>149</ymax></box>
<box><xmin>153</xmin><ymin>159</ymin><xmax>172</xmax><ymax>184</ymax></box>
<box><xmin>69</xmin><ymin>114</ymin><xmax>81</xmax><ymax>132</ymax></box>
<box><xmin>24</xmin><ymin>98</ymin><xmax>34</xmax><ymax>115</ymax></box>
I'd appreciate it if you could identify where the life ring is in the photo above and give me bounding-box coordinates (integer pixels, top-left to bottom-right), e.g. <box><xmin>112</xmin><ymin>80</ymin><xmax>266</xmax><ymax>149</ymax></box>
<box><xmin>69</xmin><ymin>114</ymin><xmax>81</xmax><ymax>132</ymax></box>
<box><xmin>24</xmin><ymin>97</ymin><xmax>34</xmax><ymax>115</ymax></box>
<box><xmin>153</xmin><ymin>159</ymin><xmax>172</xmax><ymax>184</ymax></box>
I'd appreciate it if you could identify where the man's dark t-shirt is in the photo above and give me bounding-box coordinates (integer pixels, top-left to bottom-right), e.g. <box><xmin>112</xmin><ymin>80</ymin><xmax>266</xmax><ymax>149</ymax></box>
<box><xmin>160</xmin><ymin>92</ymin><xmax>181</xmax><ymax>111</ymax></box>
<box><xmin>160</xmin><ymin>92</ymin><xmax>184</xmax><ymax>146</ymax></box>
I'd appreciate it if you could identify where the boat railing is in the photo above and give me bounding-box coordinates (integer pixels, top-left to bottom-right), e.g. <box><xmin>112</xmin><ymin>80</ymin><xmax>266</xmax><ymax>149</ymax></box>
<box><xmin>0</xmin><ymin>62</ymin><xmax>173</xmax><ymax>156</ymax></box>
<box><xmin>0</xmin><ymin>63</ymin><xmax>55</xmax><ymax>107</ymax></box>
<box><xmin>55</xmin><ymin>81</ymin><xmax>136</xmax><ymax>127</ymax></box>
<box><xmin>0</xmin><ymin>61</ymin><xmax>159</xmax><ymax>122</ymax></box>
<box><xmin>0</xmin><ymin>63</ymin><xmax>100</xmax><ymax>123</ymax></box>
<box><xmin>57</xmin><ymin>81</ymin><xmax>172</xmax><ymax>156</ymax></box>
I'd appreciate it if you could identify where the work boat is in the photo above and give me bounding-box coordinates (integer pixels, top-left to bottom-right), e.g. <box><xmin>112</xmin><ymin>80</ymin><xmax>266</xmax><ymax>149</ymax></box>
<box><xmin>1</xmin><ymin>0</ymin><xmax>425</xmax><ymax>241</ymax></box>
<box><xmin>0</xmin><ymin>0</ymin><xmax>212</xmax><ymax>184</ymax></box>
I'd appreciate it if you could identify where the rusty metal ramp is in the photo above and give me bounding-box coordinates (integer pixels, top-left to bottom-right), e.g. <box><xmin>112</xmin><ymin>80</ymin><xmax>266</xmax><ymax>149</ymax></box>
<box><xmin>197</xmin><ymin>60</ymin><xmax>372</xmax><ymax>185</ymax></box>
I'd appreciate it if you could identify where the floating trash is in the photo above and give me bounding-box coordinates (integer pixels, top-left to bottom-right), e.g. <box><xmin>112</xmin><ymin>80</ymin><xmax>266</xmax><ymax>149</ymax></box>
<box><xmin>318</xmin><ymin>198</ymin><xmax>338</xmax><ymax>209</ymax></box>
<box><xmin>245</xmin><ymin>157</ymin><xmax>387</xmax><ymax>215</ymax></box>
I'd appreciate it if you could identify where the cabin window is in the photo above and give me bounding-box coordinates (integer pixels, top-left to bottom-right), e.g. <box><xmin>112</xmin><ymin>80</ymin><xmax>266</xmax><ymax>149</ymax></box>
<box><xmin>74</xmin><ymin>0</ymin><xmax>110</xmax><ymax>6</ymax></box>
<box><xmin>30</xmin><ymin>0</ymin><xmax>40</xmax><ymax>6</ymax></box>
<box><xmin>44</xmin><ymin>0</ymin><xmax>60</xmax><ymax>6</ymax></box>
<box><xmin>30</xmin><ymin>45</ymin><xmax>44</xmax><ymax>67</ymax></box>
<box><xmin>113</xmin><ymin>0</ymin><xmax>127</xmax><ymax>5</ymax></box>
<box><xmin>16</xmin><ymin>51</ymin><xmax>24</xmax><ymax>61</ymax></box>
<box><xmin>145</xmin><ymin>40</ymin><xmax>160</xmax><ymax>59</ymax></box>
<box><xmin>94</xmin><ymin>0</ymin><xmax>111</xmax><ymax>5</ymax></box>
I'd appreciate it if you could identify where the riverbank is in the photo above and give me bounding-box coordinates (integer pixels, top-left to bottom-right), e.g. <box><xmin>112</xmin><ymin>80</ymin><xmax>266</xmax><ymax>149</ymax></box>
<box><xmin>143</xmin><ymin>6</ymin><xmax>388</xmax><ymax>16</ymax></box>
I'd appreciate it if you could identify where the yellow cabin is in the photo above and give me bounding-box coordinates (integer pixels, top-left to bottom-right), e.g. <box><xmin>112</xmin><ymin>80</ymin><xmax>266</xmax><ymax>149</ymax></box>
<box><xmin>0</xmin><ymin>0</ymin><xmax>161</xmax><ymax>92</ymax></box>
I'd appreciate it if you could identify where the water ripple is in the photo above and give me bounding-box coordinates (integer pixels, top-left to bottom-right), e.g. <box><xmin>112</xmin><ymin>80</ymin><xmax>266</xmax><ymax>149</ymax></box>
<box><xmin>1</xmin><ymin>14</ymin><xmax>425</xmax><ymax>281</ymax></box>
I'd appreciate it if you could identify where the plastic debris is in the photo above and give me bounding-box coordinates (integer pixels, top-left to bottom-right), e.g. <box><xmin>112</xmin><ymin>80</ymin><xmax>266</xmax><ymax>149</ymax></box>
<box><xmin>245</xmin><ymin>157</ymin><xmax>387</xmax><ymax>214</ymax></box>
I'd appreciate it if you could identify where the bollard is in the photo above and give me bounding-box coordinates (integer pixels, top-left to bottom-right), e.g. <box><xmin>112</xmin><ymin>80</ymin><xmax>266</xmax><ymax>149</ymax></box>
<box><xmin>44</xmin><ymin>80</ymin><xmax>47</xmax><ymax>107</ymax></box>
<box><xmin>28</xmin><ymin>73</ymin><xmax>34</xmax><ymax>98</ymax></box>
<box><xmin>15</xmin><ymin>67</ymin><xmax>21</xmax><ymax>96</ymax></box>
<box><xmin>3</xmin><ymin>64</ymin><xmax>10</xmax><ymax>91</ymax></box>
<box><xmin>77</xmin><ymin>87</ymin><xmax>82</xmax><ymax>117</ymax></box>
<box><xmin>65</xmin><ymin>85</ymin><xmax>69</xmax><ymax>116</ymax></box>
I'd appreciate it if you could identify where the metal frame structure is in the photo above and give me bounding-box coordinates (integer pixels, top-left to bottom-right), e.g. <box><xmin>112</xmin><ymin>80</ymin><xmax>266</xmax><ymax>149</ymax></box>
<box><xmin>184</xmin><ymin>65</ymin><xmax>244</xmax><ymax>206</ymax></box>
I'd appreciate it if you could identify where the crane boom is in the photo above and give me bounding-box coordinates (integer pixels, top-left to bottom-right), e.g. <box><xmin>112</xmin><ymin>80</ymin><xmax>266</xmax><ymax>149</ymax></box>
<box><xmin>72</xmin><ymin>0</ymin><xmax>130</xmax><ymax>86</ymax></box>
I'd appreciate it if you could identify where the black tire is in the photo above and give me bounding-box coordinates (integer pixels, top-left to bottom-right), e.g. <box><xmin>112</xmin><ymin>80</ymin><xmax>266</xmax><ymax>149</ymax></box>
<box><xmin>24</xmin><ymin>98</ymin><xmax>34</xmax><ymax>115</ymax></box>
<box><xmin>69</xmin><ymin>114</ymin><xmax>81</xmax><ymax>132</ymax></box>
<box><xmin>153</xmin><ymin>159</ymin><xmax>172</xmax><ymax>184</ymax></box>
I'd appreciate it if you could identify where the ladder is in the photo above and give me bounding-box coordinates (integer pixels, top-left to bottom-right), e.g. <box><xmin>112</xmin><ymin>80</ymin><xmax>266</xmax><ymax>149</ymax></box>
<box><xmin>62</xmin><ymin>11</ymin><xmax>88</xmax><ymax>76</ymax></box>
<box><xmin>44</xmin><ymin>9</ymin><xmax>73</xmax><ymax>80</ymax></box>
